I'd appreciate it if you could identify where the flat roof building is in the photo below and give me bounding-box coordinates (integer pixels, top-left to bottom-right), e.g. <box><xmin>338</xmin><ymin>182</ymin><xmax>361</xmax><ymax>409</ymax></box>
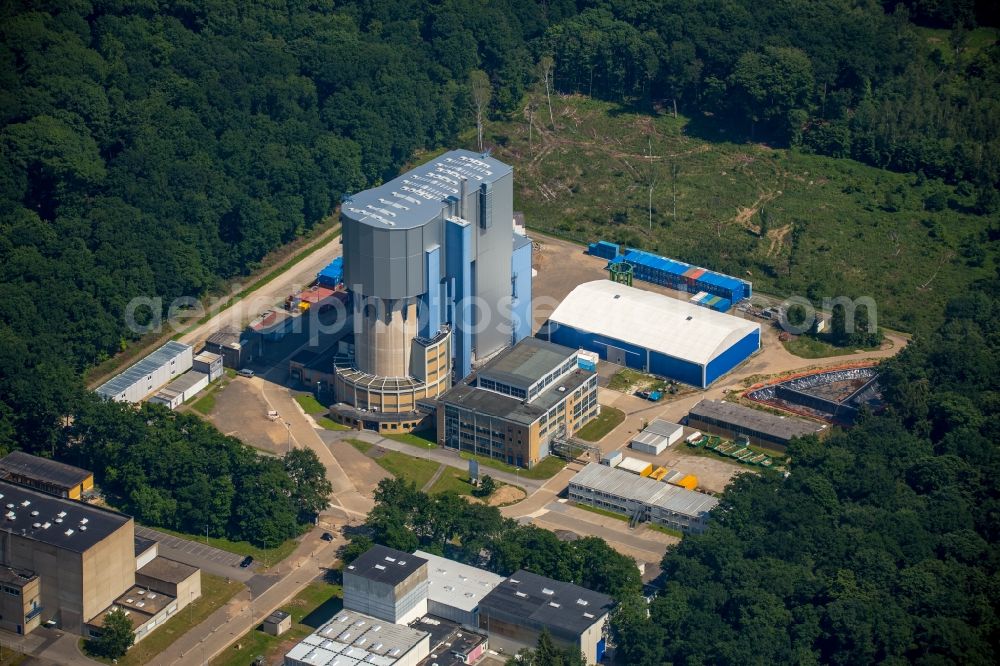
<box><xmin>544</xmin><ymin>280</ymin><xmax>760</xmax><ymax>388</ymax></box>
<box><xmin>478</xmin><ymin>570</ymin><xmax>614</xmax><ymax>665</ymax></box>
<box><xmin>413</xmin><ymin>550</ymin><xmax>504</xmax><ymax>629</ymax></box>
<box><xmin>688</xmin><ymin>399</ymin><xmax>827</xmax><ymax>450</ymax></box>
<box><xmin>438</xmin><ymin>339</ymin><xmax>599</xmax><ymax>468</ymax></box>
<box><xmin>630</xmin><ymin>419</ymin><xmax>684</xmax><ymax>455</ymax></box>
<box><xmin>284</xmin><ymin>608</ymin><xmax>430</xmax><ymax>666</ymax></box>
<box><xmin>344</xmin><ymin>546</ymin><xmax>429</xmax><ymax>625</ymax></box>
<box><xmin>95</xmin><ymin>341</ymin><xmax>193</xmax><ymax>403</ymax></box>
<box><xmin>0</xmin><ymin>451</ymin><xmax>94</xmax><ymax>500</ymax></box>
<box><xmin>203</xmin><ymin>327</ymin><xmax>249</xmax><ymax>370</ymax></box>
<box><xmin>0</xmin><ymin>480</ymin><xmax>136</xmax><ymax>633</ymax></box>
<box><xmin>568</xmin><ymin>463</ymin><xmax>719</xmax><ymax>534</ymax></box>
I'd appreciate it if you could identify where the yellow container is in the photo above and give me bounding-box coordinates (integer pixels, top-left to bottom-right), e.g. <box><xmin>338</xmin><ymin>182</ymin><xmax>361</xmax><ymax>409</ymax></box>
<box><xmin>675</xmin><ymin>474</ymin><xmax>698</xmax><ymax>490</ymax></box>
<box><xmin>649</xmin><ymin>466</ymin><xmax>669</xmax><ymax>481</ymax></box>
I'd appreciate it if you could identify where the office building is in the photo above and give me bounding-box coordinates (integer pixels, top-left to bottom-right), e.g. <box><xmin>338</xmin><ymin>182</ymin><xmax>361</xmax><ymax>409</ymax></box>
<box><xmin>334</xmin><ymin>150</ymin><xmax>532</xmax><ymax>426</ymax></box>
<box><xmin>477</xmin><ymin>570</ymin><xmax>614</xmax><ymax>665</ymax></box>
<box><xmin>437</xmin><ymin>339</ymin><xmax>599</xmax><ymax>468</ymax></box>
<box><xmin>343</xmin><ymin>546</ymin><xmax>429</xmax><ymax>625</ymax></box>
<box><xmin>568</xmin><ymin>463</ymin><xmax>719</xmax><ymax>534</ymax></box>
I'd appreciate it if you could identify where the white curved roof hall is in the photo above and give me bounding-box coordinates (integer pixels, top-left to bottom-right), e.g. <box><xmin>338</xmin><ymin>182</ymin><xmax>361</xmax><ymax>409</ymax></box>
<box><xmin>548</xmin><ymin>280</ymin><xmax>759</xmax><ymax>366</ymax></box>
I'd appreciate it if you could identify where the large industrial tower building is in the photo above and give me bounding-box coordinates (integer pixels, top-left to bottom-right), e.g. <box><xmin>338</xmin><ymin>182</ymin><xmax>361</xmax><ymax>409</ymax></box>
<box><xmin>334</xmin><ymin>150</ymin><xmax>532</xmax><ymax>421</ymax></box>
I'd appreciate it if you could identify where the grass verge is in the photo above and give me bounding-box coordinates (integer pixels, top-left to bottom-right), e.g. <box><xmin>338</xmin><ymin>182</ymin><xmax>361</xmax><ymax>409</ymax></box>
<box><xmin>574</xmin><ymin>502</ymin><xmax>629</xmax><ymax>523</ymax></box>
<box><xmin>457</xmin><ymin>451</ymin><xmax>567</xmax><ymax>480</ymax></box>
<box><xmin>317</xmin><ymin>417</ymin><xmax>350</xmax><ymax>431</ymax></box>
<box><xmin>647</xmin><ymin>524</ymin><xmax>684</xmax><ymax>538</ymax></box>
<box><xmin>346</xmin><ymin>438</ymin><xmax>373</xmax><ymax>454</ymax></box>
<box><xmin>385</xmin><ymin>429</ymin><xmax>437</xmax><ymax>449</ymax></box>
<box><xmin>211</xmin><ymin>583</ymin><xmax>343</xmax><ymax>666</ymax></box>
<box><xmin>428</xmin><ymin>468</ymin><xmax>476</xmax><ymax>496</ymax></box>
<box><xmin>191</xmin><ymin>391</ymin><xmax>217</xmax><ymax>415</ymax></box>
<box><xmin>85</xmin><ymin>574</ymin><xmax>243</xmax><ymax>666</ymax></box>
<box><xmin>295</xmin><ymin>393</ymin><xmax>327</xmax><ymax>415</ymax></box>
<box><xmin>575</xmin><ymin>406</ymin><xmax>626</xmax><ymax>442</ymax></box>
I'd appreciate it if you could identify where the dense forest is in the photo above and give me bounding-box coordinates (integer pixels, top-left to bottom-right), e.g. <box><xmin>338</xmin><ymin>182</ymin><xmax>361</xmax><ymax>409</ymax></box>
<box><xmin>609</xmin><ymin>282</ymin><xmax>1000</xmax><ymax>664</ymax></box>
<box><xmin>343</xmin><ymin>476</ymin><xmax>643</xmax><ymax>599</ymax></box>
<box><xmin>1</xmin><ymin>0</ymin><xmax>997</xmax><ymax>450</ymax></box>
<box><xmin>65</xmin><ymin>398</ymin><xmax>332</xmax><ymax>544</ymax></box>
<box><xmin>0</xmin><ymin>2</ymin><xmax>998</xmax><ymax>659</ymax></box>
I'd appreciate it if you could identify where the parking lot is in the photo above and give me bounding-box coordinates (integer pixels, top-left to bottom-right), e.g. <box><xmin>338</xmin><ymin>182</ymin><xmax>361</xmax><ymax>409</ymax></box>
<box><xmin>136</xmin><ymin>525</ymin><xmax>250</xmax><ymax>573</ymax></box>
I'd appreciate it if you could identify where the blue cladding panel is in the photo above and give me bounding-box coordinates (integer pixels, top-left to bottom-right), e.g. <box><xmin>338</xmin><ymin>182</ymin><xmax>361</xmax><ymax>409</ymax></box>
<box><xmin>511</xmin><ymin>237</ymin><xmax>533</xmax><ymax>344</ymax></box>
<box><xmin>705</xmin><ymin>328</ymin><xmax>760</xmax><ymax>386</ymax></box>
<box><xmin>649</xmin><ymin>351</ymin><xmax>704</xmax><ymax>387</ymax></box>
<box><xmin>597</xmin><ymin>639</ymin><xmax>607</xmax><ymax>662</ymax></box>
<box><xmin>420</xmin><ymin>246</ymin><xmax>441</xmax><ymax>338</ymax></box>
<box><xmin>547</xmin><ymin>326</ymin><xmax>648</xmax><ymax>369</ymax></box>
<box><xmin>446</xmin><ymin>219</ymin><xmax>473</xmax><ymax>379</ymax></box>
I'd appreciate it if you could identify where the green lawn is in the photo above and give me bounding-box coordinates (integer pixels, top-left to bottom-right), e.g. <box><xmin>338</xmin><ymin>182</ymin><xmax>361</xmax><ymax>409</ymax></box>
<box><xmin>428</xmin><ymin>467</ymin><xmax>476</xmax><ymax>496</ymax></box>
<box><xmin>458</xmin><ymin>451</ymin><xmax>567</xmax><ymax>480</ymax></box>
<box><xmin>0</xmin><ymin>651</ymin><xmax>27</xmax><ymax>666</ymax></box>
<box><xmin>191</xmin><ymin>391</ymin><xmax>216</xmax><ymax>415</ymax></box>
<box><xmin>575</xmin><ymin>406</ymin><xmax>626</xmax><ymax>442</ymax></box>
<box><xmin>87</xmin><ymin>574</ymin><xmax>244</xmax><ymax>666</ymax></box>
<box><xmin>148</xmin><ymin>526</ymin><xmax>299</xmax><ymax>568</ymax></box>
<box><xmin>295</xmin><ymin>393</ymin><xmax>327</xmax><ymax>415</ymax></box>
<box><xmin>782</xmin><ymin>334</ymin><xmax>882</xmax><ymax>359</ymax></box>
<box><xmin>211</xmin><ymin>583</ymin><xmax>343</xmax><ymax>666</ymax></box>
<box><xmin>346</xmin><ymin>438</ymin><xmax>373</xmax><ymax>454</ymax></box>
<box><xmin>317</xmin><ymin>416</ymin><xmax>350</xmax><ymax>431</ymax></box>
<box><xmin>372</xmin><ymin>451</ymin><xmax>441</xmax><ymax>489</ymax></box>
<box><xmin>574</xmin><ymin>502</ymin><xmax>629</xmax><ymax>522</ymax></box>
<box><xmin>385</xmin><ymin>429</ymin><xmax>437</xmax><ymax>449</ymax></box>
<box><xmin>481</xmin><ymin>95</ymin><xmax>992</xmax><ymax>333</ymax></box>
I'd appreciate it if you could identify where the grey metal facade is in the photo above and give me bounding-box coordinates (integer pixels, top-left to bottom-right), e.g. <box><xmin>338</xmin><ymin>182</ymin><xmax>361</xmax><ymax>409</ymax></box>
<box><xmin>340</xmin><ymin>150</ymin><xmax>518</xmax><ymax>382</ymax></box>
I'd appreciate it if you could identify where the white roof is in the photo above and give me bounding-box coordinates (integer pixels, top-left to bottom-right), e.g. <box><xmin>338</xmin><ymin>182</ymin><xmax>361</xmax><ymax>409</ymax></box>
<box><xmin>285</xmin><ymin>609</ymin><xmax>427</xmax><ymax>666</ymax></box>
<box><xmin>570</xmin><ymin>463</ymin><xmax>719</xmax><ymax>518</ymax></box>
<box><xmin>414</xmin><ymin>550</ymin><xmax>505</xmax><ymax>613</ymax></box>
<box><xmin>644</xmin><ymin>419</ymin><xmax>683</xmax><ymax>438</ymax></box>
<box><xmin>617</xmin><ymin>457</ymin><xmax>652</xmax><ymax>474</ymax></box>
<box><xmin>548</xmin><ymin>281</ymin><xmax>760</xmax><ymax>366</ymax></box>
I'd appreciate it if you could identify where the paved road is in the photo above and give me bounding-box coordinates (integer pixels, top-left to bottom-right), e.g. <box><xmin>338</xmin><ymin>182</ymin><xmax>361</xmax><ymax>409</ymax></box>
<box><xmin>149</xmin><ymin>529</ymin><xmax>341</xmax><ymax>666</ymax></box>
<box><xmin>176</xmin><ymin>225</ymin><xmax>342</xmax><ymax>350</ymax></box>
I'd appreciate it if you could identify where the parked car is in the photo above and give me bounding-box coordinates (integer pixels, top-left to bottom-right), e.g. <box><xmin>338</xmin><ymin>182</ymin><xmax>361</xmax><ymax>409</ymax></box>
<box><xmin>321</xmin><ymin>532</ymin><xmax>334</xmax><ymax>542</ymax></box>
<box><xmin>239</xmin><ymin>555</ymin><xmax>254</xmax><ymax>568</ymax></box>
<box><xmin>238</xmin><ymin>368</ymin><xmax>255</xmax><ymax>378</ymax></box>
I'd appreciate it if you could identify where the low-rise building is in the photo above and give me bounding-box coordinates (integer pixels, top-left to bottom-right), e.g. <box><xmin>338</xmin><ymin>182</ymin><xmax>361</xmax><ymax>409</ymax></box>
<box><xmin>477</xmin><ymin>570</ymin><xmax>614</xmax><ymax>665</ymax></box>
<box><xmin>687</xmin><ymin>399</ymin><xmax>827</xmax><ymax>451</ymax></box>
<box><xmin>630</xmin><ymin>419</ymin><xmax>684</xmax><ymax>455</ymax></box>
<box><xmin>263</xmin><ymin>610</ymin><xmax>292</xmax><ymax>636</ymax></box>
<box><xmin>0</xmin><ymin>452</ymin><xmax>94</xmax><ymax>500</ymax></box>
<box><xmin>149</xmin><ymin>371</ymin><xmax>209</xmax><ymax>410</ymax></box>
<box><xmin>0</xmin><ymin>566</ymin><xmax>42</xmax><ymax>635</ymax></box>
<box><xmin>413</xmin><ymin>550</ymin><xmax>504</xmax><ymax>629</ymax></box>
<box><xmin>343</xmin><ymin>546</ymin><xmax>429</xmax><ymax>625</ymax></box>
<box><xmin>135</xmin><ymin>556</ymin><xmax>200</xmax><ymax>611</ymax></box>
<box><xmin>437</xmin><ymin>338</ymin><xmax>599</xmax><ymax>469</ymax></box>
<box><xmin>192</xmin><ymin>350</ymin><xmax>223</xmax><ymax>381</ymax></box>
<box><xmin>285</xmin><ymin>609</ymin><xmax>430</xmax><ymax>666</ymax></box>
<box><xmin>413</xmin><ymin>616</ymin><xmax>488</xmax><ymax>666</ymax></box>
<box><xmin>568</xmin><ymin>463</ymin><xmax>719</xmax><ymax>534</ymax></box>
<box><xmin>95</xmin><ymin>341</ymin><xmax>193</xmax><ymax>403</ymax></box>
<box><xmin>203</xmin><ymin>327</ymin><xmax>249</xmax><ymax>370</ymax></box>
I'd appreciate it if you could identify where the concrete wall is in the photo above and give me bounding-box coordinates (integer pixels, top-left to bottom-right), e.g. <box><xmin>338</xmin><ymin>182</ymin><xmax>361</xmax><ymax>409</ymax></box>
<box><xmin>81</xmin><ymin>520</ymin><xmax>136</xmax><ymax>627</ymax></box>
<box><xmin>343</xmin><ymin>563</ymin><xmax>429</xmax><ymax>624</ymax></box>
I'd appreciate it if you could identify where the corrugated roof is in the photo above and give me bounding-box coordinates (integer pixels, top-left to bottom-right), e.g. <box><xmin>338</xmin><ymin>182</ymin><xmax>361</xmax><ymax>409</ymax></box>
<box><xmin>0</xmin><ymin>451</ymin><xmax>91</xmax><ymax>489</ymax></box>
<box><xmin>689</xmin><ymin>399</ymin><xmax>826</xmax><ymax>442</ymax></box>
<box><xmin>569</xmin><ymin>463</ymin><xmax>719</xmax><ymax>519</ymax></box>
<box><xmin>644</xmin><ymin>419</ymin><xmax>683</xmax><ymax>438</ymax></box>
<box><xmin>477</xmin><ymin>337</ymin><xmax>575</xmax><ymax>390</ymax></box>
<box><xmin>95</xmin><ymin>341</ymin><xmax>191</xmax><ymax>398</ymax></box>
<box><xmin>547</xmin><ymin>281</ymin><xmax>759</xmax><ymax>366</ymax></box>
<box><xmin>343</xmin><ymin>150</ymin><xmax>512</xmax><ymax>230</ymax></box>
